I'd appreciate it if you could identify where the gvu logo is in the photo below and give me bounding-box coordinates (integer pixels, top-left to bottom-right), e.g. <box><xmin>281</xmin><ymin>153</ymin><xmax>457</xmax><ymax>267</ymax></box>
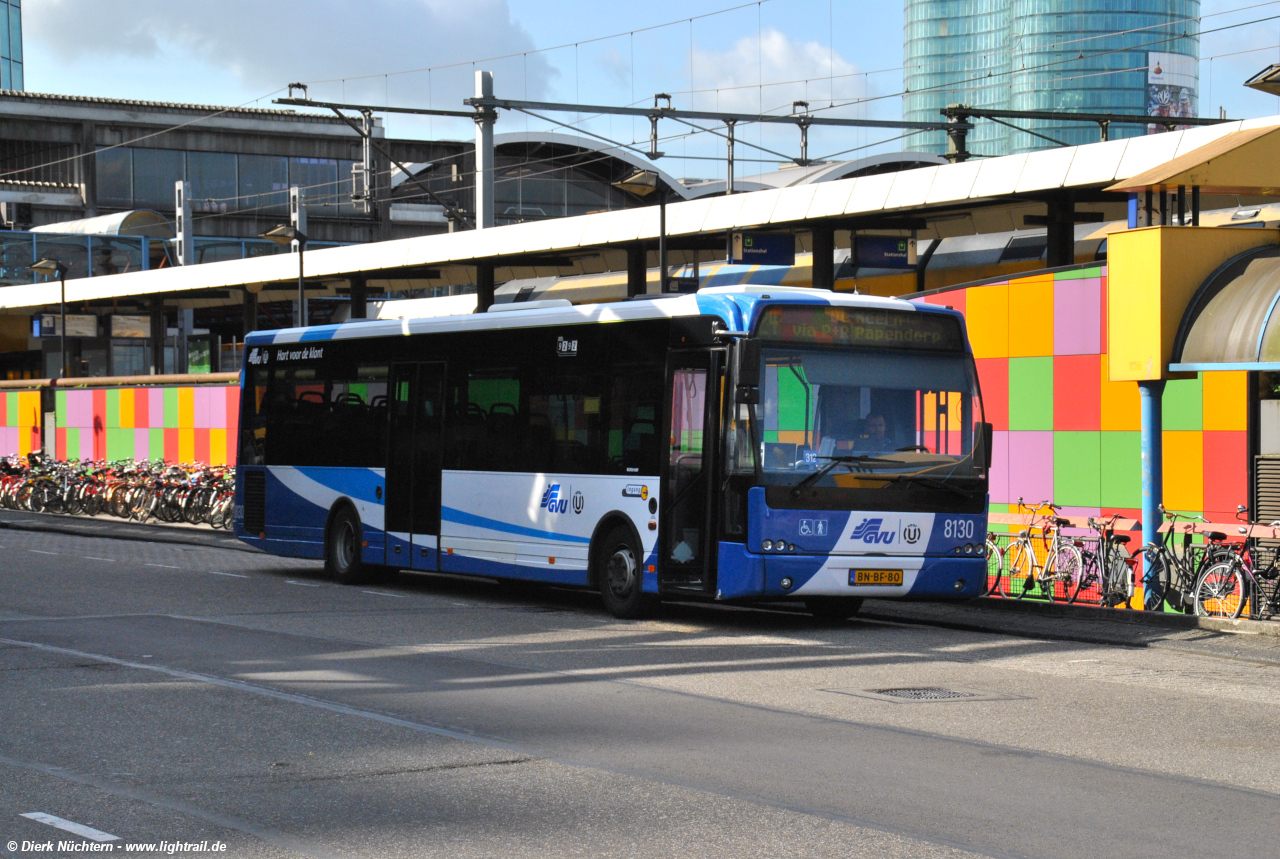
<box><xmin>850</xmin><ymin>518</ymin><xmax>896</xmax><ymax>544</ymax></box>
<box><xmin>541</xmin><ymin>484</ymin><xmax>570</xmax><ymax>514</ymax></box>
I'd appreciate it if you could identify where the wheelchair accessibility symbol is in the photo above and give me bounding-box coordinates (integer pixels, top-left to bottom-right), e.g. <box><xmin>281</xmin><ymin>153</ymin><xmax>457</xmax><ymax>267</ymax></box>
<box><xmin>799</xmin><ymin>519</ymin><xmax>829</xmax><ymax>537</ymax></box>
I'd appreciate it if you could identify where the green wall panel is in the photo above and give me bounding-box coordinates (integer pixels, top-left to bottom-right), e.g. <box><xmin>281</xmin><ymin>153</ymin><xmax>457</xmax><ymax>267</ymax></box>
<box><xmin>1100</xmin><ymin>431</ymin><xmax>1142</xmax><ymax>509</ymax></box>
<box><xmin>65</xmin><ymin>427</ymin><xmax>79</xmax><ymax>461</ymax></box>
<box><xmin>105</xmin><ymin>388</ymin><xmax>120</xmax><ymax>430</ymax></box>
<box><xmin>105</xmin><ymin>427</ymin><xmax>133</xmax><ymax>461</ymax></box>
<box><xmin>1162</xmin><ymin>376</ymin><xmax>1202</xmax><ymax>431</ymax></box>
<box><xmin>55</xmin><ymin>390</ymin><xmax>66</xmax><ymax>427</ymax></box>
<box><xmin>1054</xmin><ymin>431</ymin><xmax>1101</xmax><ymax>507</ymax></box>
<box><xmin>1008</xmin><ymin>357</ymin><xmax>1053</xmax><ymax>431</ymax></box>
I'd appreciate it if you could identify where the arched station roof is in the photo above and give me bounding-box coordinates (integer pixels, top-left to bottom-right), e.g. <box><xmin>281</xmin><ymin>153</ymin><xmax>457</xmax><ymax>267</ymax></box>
<box><xmin>1173</xmin><ymin>243</ymin><xmax>1280</xmax><ymax>368</ymax></box>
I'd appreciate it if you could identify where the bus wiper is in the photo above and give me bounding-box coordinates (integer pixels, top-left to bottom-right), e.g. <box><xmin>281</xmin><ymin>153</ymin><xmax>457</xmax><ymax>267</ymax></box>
<box><xmin>878</xmin><ymin>472</ymin><xmax>971</xmax><ymax>499</ymax></box>
<box><xmin>789</xmin><ymin>455</ymin><xmax>898</xmax><ymax>498</ymax></box>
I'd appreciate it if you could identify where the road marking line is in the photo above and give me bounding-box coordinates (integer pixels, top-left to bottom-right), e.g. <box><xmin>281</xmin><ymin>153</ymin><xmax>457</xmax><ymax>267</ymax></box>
<box><xmin>27</xmin><ymin>550</ymin><xmax>57</xmax><ymax>555</ymax></box>
<box><xmin>209</xmin><ymin>571</ymin><xmax>249</xmax><ymax>579</ymax></box>
<box><xmin>144</xmin><ymin>563</ymin><xmax>181</xmax><ymax>569</ymax></box>
<box><xmin>19</xmin><ymin>812</ymin><xmax>119</xmax><ymax>842</ymax></box>
<box><xmin>82</xmin><ymin>557</ymin><xmax>114</xmax><ymax>562</ymax></box>
<box><xmin>361</xmin><ymin>590</ymin><xmax>406</xmax><ymax>598</ymax></box>
<box><xmin>285</xmin><ymin>580</ymin><xmax>321</xmax><ymax>587</ymax></box>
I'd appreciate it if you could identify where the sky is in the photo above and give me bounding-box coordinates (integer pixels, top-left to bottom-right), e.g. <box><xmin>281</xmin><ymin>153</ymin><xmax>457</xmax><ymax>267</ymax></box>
<box><xmin>20</xmin><ymin>0</ymin><xmax>1280</xmax><ymax>181</ymax></box>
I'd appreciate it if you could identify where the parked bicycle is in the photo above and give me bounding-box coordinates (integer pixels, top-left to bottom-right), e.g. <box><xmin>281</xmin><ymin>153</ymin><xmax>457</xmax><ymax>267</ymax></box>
<box><xmin>1192</xmin><ymin>507</ymin><xmax>1280</xmax><ymax>619</ymax></box>
<box><xmin>1143</xmin><ymin>505</ymin><xmax>1234</xmax><ymax>613</ymax></box>
<box><xmin>1004</xmin><ymin>499</ymin><xmax>1083</xmax><ymax>602</ymax></box>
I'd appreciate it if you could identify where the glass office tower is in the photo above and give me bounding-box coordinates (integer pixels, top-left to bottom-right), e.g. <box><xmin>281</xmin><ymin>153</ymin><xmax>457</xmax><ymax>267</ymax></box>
<box><xmin>0</xmin><ymin>0</ymin><xmax>22</xmax><ymax>91</ymax></box>
<box><xmin>904</xmin><ymin>0</ymin><xmax>1199</xmax><ymax>156</ymax></box>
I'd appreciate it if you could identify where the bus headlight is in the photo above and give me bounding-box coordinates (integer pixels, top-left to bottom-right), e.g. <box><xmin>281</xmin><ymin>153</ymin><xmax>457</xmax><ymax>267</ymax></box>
<box><xmin>964</xmin><ymin>543</ymin><xmax>974</xmax><ymax>555</ymax></box>
<box><xmin>762</xmin><ymin>540</ymin><xmax>774</xmax><ymax>551</ymax></box>
<box><xmin>780</xmin><ymin>577</ymin><xmax>793</xmax><ymax>590</ymax></box>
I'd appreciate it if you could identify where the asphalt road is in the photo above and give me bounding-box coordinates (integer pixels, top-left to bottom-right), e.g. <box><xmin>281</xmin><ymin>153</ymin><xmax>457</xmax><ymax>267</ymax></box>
<box><xmin>2</xmin><ymin>526</ymin><xmax>1279</xmax><ymax>858</ymax></box>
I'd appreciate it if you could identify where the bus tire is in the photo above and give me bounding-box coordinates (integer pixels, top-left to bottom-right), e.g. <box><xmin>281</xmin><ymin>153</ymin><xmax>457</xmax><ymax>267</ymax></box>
<box><xmin>805</xmin><ymin>596</ymin><xmax>864</xmax><ymax>623</ymax></box>
<box><xmin>596</xmin><ymin>524</ymin><xmax>657</xmax><ymax>619</ymax></box>
<box><xmin>326</xmin><ymin>505</ymin><xmax>372</xmax><ymax>585</ymax></box>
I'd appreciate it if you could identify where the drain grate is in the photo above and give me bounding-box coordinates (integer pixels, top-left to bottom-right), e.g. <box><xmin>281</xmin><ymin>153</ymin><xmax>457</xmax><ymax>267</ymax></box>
<box><xmin>868</xmin><ymin>687</ymin><xmax>976</xmax><ymax>701</ymax></box>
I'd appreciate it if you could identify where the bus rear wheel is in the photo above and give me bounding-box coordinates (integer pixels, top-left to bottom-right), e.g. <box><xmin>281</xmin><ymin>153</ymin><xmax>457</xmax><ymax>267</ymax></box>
<box><xmin>596</xmin><ymin>525</ymin><xmax>657</xmax><ymax>619</ymax></box>
<box><xmin>805</xmin><ymin>597</ymin><xmax>864</xmax><ymax>623</ymax></box>
<box><xmin>326</xmin><ymin>506</ymin><xmax>372</xmax><ymax>585</ymax></box>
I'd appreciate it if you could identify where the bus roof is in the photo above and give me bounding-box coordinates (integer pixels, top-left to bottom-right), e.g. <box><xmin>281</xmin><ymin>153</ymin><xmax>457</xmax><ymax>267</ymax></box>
<box><xmin>244</xmin><ymin>286</ymin><xmax>966</xmax><ymax>347</ymax></box>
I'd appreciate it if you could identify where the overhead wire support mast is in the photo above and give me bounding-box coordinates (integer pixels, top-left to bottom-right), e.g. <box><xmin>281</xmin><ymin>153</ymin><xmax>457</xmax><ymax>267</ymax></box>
<box><xmin>465</xmin><ymin>94</ymin><xmax>966</xmax><ymax>165</ymax></box>
<box><xmin>939</xmin><ymin>105</ymin><xmax>1238</xmax><ymax>159</ymax></box>
<box><xmin>274</xmin><ymin>97</ymin><xmax>477</xmax><ymax>229</ymax></box>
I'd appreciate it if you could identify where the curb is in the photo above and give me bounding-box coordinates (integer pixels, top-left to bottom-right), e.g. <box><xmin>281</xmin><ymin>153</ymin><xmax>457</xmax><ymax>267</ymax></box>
<box><xmin>0</xmin><ymin>510</ymin><xmax>257</xmax><ymax>553</ymax></box>
<box><xmin>971</xmin><ymin>595</ymin><xmax>1280</xmax><ymax>637</ymax></box>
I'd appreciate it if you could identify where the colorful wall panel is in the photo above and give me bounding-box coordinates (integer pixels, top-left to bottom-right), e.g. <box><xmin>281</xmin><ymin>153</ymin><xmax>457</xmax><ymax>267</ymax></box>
<box><xmin>913</xmin><ymin>265</ymin><xmax>1250</xmax><ymax>529</ymax></box>
<box><xmin>0</xmin><ymin>384</ymin><xmax>238</xmax><ymax>466</ymax></box>
<box><xmin>0</xmin><ymin>389</ymin><xmax>42</xmax><ymax>457</ymax></box>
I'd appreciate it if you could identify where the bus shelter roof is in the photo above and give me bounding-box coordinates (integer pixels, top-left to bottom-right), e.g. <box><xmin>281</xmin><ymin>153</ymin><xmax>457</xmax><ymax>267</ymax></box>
<box><xmin>3</xmin><ymin>115</ymin><xmax>1279</xmax><ymax>312</ymax></box>
<box><xmin>1106</xmin><ymin>125</ymin><xmax>1280</xmax><ymax>195</ymax></box>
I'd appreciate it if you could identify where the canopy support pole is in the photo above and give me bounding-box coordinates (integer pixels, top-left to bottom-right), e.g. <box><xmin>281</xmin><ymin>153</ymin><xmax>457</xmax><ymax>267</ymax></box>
<box><xmin>1139</xmin><ymin>379</ymin><xmax>1165</xmax><ymax>610</ymax></box>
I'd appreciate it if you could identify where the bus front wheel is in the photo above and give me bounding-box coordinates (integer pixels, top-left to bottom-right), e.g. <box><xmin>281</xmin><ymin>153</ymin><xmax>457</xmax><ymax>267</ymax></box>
<box><xmin>596</xmin><ymin>525</ymin><xmax>658</xmax><ymax>619</ymax></box>
<box><xmin>805</xmin><ymin>597</ymin><xmax>864</xmax><ymax>623</ymax></box>
<box><xmin>326</xmin><ymin>506</ymin><xmax>372</xmax><ymax>585</ymax></box>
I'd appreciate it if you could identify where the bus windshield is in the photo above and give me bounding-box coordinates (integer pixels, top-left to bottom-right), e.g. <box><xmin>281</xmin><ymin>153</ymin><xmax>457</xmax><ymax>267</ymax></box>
<box><xmin>740</xmin><ymin>345</ymin><xmax>985</xmax><ymax>498</ymax></box>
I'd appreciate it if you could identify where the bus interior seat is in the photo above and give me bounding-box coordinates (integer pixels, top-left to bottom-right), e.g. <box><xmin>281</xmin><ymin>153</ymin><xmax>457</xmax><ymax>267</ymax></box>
<box><xmin>487</xmin><ymin>403</ymin><xmax>519</xmax><ymax>467</ymax></box>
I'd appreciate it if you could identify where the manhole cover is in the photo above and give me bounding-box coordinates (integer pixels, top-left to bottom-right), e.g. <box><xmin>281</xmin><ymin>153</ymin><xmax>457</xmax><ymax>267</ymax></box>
<box><xmin>869</xmin><ymin>687</ymin><xmax>976</xmax><ymax>700</ymax></box>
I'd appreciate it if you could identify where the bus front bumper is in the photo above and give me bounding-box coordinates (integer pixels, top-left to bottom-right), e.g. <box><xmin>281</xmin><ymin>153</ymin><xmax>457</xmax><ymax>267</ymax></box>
<box><xmin>761</xmin><ymin>553</ymin><xmax>986</xmax><ymax>600</ymax></box>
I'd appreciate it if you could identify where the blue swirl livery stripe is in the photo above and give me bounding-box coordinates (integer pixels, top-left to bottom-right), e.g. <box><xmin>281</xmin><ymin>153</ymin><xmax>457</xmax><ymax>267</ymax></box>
<box><xmin>441</xmin><ymin>505</ymin><xmax>592</xmax><ymax>544</ymax></box>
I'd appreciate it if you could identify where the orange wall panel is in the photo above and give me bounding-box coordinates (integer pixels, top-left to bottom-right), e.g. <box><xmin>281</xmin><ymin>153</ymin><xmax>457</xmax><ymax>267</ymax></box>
<box><xmin>964</xmin><ymin>284</ymin><xmax>1008</xmax><ymax>359</ymax></box>
<box><xmin>1202</xmin><ymin>371</ymin><xmax>1248</xmax><ymax>431</ymax></box>
<box><xmin>1007</xmin><ymin>276</ymin><xmax>1054</xmax><ymax>358</ymax></box>
<box><xmin>1162</xmin><ymin>431</ymin><xmax>1204</xmax><ymax>511</ymax></box>
<box><xmin>1100</xmin><ymin>355</ymin><xmax>1141</xmax><ymax>431</ymax></box>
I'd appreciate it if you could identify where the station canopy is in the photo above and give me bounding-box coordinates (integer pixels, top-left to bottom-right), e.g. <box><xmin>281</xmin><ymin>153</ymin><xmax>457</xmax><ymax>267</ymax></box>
<box><xmin>4</xmin><ymin>116</ymin><xmax>1280</xmax><ymax>312</ymax></box>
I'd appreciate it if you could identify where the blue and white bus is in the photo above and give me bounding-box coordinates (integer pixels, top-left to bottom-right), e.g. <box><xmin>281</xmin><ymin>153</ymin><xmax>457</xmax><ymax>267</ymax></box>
<box><xmin>234</xmin><ymin>286</ymin><xmax>991</xmax><ymax>619</ymax></box>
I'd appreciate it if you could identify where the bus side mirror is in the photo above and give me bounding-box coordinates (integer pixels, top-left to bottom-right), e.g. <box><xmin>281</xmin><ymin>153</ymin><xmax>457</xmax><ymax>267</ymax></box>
<box><xmin>734</xmin><ymin>338</ymin><xmax>760</xmax><ymax>404</ymax></box>
<box><xmin>980</xmin><ymin>421</ymin><xmax>993</xmax><ymax>470</ymax></box>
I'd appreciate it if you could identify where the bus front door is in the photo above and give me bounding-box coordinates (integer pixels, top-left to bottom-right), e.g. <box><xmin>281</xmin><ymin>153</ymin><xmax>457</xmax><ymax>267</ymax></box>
<box><xmin>662</xmin><ymin>353</ymin><xmax>720</xmax><ymax>592</ymax></box>
<box><xmin>385</xmin><ymin>362</ymin><xmax>446</xmax><ymax>571</ymax></box>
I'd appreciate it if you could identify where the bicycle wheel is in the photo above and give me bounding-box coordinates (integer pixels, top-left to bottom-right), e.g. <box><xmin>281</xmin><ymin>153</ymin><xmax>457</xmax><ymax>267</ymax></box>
<box><xmin>1193</xmin><ymin>561</ymin><xmax>1246</xmax><ymax>619</ymax></box>
<box><xmin>1068</xmin><ymin>552</ymin><xmax>1098</xmax><ymax>604</ymax></box>
<box><xmin>1101</xmin><ymin>553</ymin><xmax>1133</xmax><ymax>608</ymax></box>
<box><xmin>1143</xmin><ymin>550</ymin><xmax>1174</xmax><ymax>613</ymax></box>
<box><xmin>985</xmin><ymin>540</ymin><xmax>1004</xmax><ymax>596</ymax></box>
<box><xmin>1040</xmin><ymin>543</ymin><xmax>1078</xmax><ymax>603</ymax></box>
<box><xmin>1006</xmin><ymin>540</ymin><xmax>1036</xmax><ymax>599</ymax></box>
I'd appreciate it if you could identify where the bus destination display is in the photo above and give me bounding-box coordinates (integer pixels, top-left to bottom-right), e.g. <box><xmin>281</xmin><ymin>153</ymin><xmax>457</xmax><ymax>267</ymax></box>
<box><xmin>754</xmin><ymin>305</ymin><xmax>962</xmax><ymax>351</ymax></box>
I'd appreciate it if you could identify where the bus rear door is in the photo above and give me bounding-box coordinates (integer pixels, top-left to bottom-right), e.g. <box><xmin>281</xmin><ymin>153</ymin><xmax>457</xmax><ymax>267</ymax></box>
<box><xmin>385</xmin><ymin>361</ymin><xmax>446</xmax><ymax>571</ymax></box>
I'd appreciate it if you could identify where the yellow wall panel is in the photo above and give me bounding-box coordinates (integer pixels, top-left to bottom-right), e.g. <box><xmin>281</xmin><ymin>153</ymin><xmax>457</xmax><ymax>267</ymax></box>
<box><xmin>1202</xmin><ymin>371</ymin><xmax>1248</xmax><ymax>431</ymax></box>
<box><xmin>178</xmin><ymin>387</ymin><xmax>195</xmax><ymax>429</ymax></box>
<box><xmin>118</xmin><ymin>388</ymin><xmax>134</xmax><ymax>429</ymax></box>
<box><xmin>1100</xmin><ymin>355</ymin><xmax>1141</xmax><ymax>430</ymax></box>
<box><xmin>209</xmin><ymin>428</ymin><xmax>228</xmax><ymax>466</ymax></box>
<box><xmin>1162</xmin><ymin>431</ymin><xmax>1204</xmax><ymax>511</ymax></box>
<box><xmin>178</xmin><ymin>428</ymin><xmax>195</xmax><ymax>464</ymax></box>
<box><xmin>17</xmin><ymin>391</ymin><xmax>40</xmax><ymax>428</ymax></box>
<box><xmin>964</xmin><ymin>284</ymin><xmax>1008</xmax><ymax>359</ymax></box>
<box><xmin>1007</xmin><ymin>276</ymin><xmax>1054</xmax><ymax>357</ymax></box>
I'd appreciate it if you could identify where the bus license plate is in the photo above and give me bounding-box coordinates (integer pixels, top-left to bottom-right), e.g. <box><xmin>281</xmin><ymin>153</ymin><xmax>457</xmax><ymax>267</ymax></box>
<box><xmin>850</xmin><ymin>569</ymin><xmax>903</xmax><ymax>586</ymax></box>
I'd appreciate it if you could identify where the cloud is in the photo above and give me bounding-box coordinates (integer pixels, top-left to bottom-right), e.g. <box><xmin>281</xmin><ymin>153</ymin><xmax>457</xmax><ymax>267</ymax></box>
<box><xmin>24</xmin><ymin>0</ymin><xmax>555</xmax><ymax>102</ymax></box>
<box><xmin>690</xmin><ymin>28</ymin><xmax>866</xmax><ymax>115</ymax></box>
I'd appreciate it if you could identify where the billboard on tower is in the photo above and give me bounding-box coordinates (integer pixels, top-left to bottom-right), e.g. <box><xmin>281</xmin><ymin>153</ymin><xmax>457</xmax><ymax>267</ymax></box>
<box><xmin>1147</xmin><ymin>52</ymin><xmax>1197</xmax><ymax>134</ymax></box>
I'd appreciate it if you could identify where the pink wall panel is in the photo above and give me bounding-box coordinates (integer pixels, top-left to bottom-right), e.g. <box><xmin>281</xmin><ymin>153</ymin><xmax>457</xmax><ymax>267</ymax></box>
<box><xmin>1007</xmin><ymin>431</ymin><xmax>1054</xmax><ymax>504</ymax></box>
<box><xmin>148</xmin><ymin>388</ymin><xmax>164</xmax><ymax>428</ymax></box>
<box><xmin>1053</xmin><ymin>278</ymin><xmax>1101</xmax><ymax>356</ymax></box>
